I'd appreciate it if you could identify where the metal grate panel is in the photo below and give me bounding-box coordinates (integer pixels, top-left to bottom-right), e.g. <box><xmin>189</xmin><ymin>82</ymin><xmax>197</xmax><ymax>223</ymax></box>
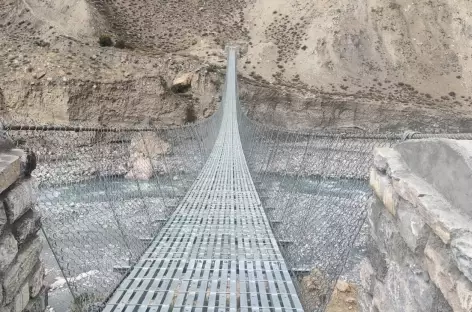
<box><xmin>103</xmin><ymin>47</ymin><xmax>303</xmax><ymax>312</ymax></box>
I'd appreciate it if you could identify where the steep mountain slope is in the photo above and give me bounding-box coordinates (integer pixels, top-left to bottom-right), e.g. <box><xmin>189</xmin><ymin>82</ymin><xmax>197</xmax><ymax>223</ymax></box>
<box><xmin>1</xmin><ymin>0</ymin><xmax>471</xmax><ymax>131</ymax></box>
<box><xmin>242</xmin><ymin>0</ymin><xmax>472</xmax><ymax>131</ymax></box>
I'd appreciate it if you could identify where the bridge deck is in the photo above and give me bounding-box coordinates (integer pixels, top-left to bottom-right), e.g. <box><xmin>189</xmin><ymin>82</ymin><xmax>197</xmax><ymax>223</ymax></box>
<box><xmin>103</xmin><ymin>48</ymin><xmax>304</xmax><ymax>312</ymax></box>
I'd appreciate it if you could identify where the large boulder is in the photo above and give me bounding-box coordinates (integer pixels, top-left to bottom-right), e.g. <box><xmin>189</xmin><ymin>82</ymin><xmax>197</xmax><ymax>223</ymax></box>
<box><xmin>125</xmin><ymin>133</ymin><xmax>170</xmax><ymax>181</ymax></box>
<box><xmin>125</xmin><ymin>156</ymin><xmax>153</xmax><ymax>181</ymax></box>
<box><xmin>171</xmin><ymin>72</ymin><xmax>193</xmax><ymax>93</ymax></box>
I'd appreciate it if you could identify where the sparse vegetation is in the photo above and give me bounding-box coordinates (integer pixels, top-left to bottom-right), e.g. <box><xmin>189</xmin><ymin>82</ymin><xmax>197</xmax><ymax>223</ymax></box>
<box><xmin>98</xmin><ymin>35</ymin><xmax>113</xmax><ymax>47</ymax></box>
<box><xmin>207</xmin><ymin>64</ymin><xmax>219</xmax><ymax>73</ymax></box>
<box><xmin>185</xmin><ymin>105</ymin><xmax>198</xmax><ymax>123</ymax></box>
<box><xmin>114</xmin><ymin>39</ymin><xmax>126</xmax><ymax>49</ymax></box>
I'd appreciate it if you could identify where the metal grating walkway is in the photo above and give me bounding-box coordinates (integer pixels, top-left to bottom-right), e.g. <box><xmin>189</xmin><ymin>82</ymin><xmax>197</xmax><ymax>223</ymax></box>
<box><xmin>103</xmin><ymin>47</ymin><xmax>304</xmax><ymax>312</ymax></box>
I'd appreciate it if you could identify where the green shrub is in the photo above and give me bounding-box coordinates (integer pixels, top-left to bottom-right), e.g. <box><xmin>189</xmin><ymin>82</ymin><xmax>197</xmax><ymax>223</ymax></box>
<box><xmin>185</xmin><ymin>105</ymin><xmax>198</xmax><ymax>123</ymax></box>
<box><xmin>98</xmin><ymin>35</ymin><xmax>113</xmax><ymax>47</ymax></box>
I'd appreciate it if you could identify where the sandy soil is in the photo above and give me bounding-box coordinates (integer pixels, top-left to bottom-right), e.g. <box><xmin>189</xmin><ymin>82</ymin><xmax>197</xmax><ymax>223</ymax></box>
<box><xmin>326</xmin><ymin>283</ymin><xmax>359</xmax><ymax>312</ymax></box>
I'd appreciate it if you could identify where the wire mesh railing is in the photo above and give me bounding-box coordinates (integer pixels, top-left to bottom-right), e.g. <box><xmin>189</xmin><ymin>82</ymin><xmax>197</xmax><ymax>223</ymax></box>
<box><xmin>3</xmin><ymin>108</ymin><xmax>222</xmax><ymax>311</ymax></box>
<box><xmin>4</xmin><ymin>66</ymin><xmax>472</xmax><ymax>311</ymax></box>
<box><xmin>236</xmin><ymin>103</ymin><xmax>472</xmax><ymax>311</ymax></box>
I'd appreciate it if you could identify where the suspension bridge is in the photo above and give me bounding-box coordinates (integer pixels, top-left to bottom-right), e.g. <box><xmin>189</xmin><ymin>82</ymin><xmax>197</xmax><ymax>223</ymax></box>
<box><xmin>6</xmin><ymin>46</ymin><xmax>472</xmax><ymax>312</ymax></box>
<box><xmin>102</xmin><ymin>47</ymin><xmax>303</xmax><ymax>311</ymax></box>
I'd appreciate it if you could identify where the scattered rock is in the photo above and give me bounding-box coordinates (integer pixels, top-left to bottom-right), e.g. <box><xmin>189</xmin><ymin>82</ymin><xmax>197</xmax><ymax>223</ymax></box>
<box><xmin>171</xmin><ymin>72</ymin><xmax>193</xmax><ymax>93</ymax></box>
<box><xmin>345</xmin><ymin>297</ymin><xmax>356</xmax><ymax>304</ymax></box>
<box><xmin>336</xmin><ymin>280</ymin><xmax>351</xmax><ymax>292</ymax></box>
<box><xmin>125</xmin><ymin>133</ymin><xmax>170</xmax><ymax>180</ymax></box>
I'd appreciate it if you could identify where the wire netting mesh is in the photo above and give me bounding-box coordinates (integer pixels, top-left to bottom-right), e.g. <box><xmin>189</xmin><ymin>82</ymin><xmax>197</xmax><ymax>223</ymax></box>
<box><xmin>237</xmin><ymin>106</ymin><xmax>400</xmax><ymax>311</ymax></box>
<box><xmin>4</xmin><ymin>90</ymin><xmax>472</xmax><ymax>311</ymax></box>
<box><xmin>4</xmin><ymin>109</ymin><xmax>222</xmax><ymax>311</ymax></box>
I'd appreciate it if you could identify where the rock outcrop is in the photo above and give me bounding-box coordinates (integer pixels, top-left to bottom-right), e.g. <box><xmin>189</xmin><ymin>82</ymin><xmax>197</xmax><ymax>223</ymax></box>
<box><xmin>125</xmin><ymin>133</ymin><xmax>171</xmax><ymax>180</ymax></box>
<box><xmin>171</xmin><ymin>72</ymin><xmax>193</xmax><ymax>93</ymax></box>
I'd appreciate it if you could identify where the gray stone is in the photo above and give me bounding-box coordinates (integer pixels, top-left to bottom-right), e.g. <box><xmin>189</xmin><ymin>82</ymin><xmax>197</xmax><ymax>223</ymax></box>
<box><xmin>369</xmin><ymin>168</ymin><xmax>396</xmax><ymax>215</ymax></box>
<box><xmin>396</xmin><ymin>202</ymin><xmax>430</xmax><ymax>253</ymax></box>
<box><xmin>125</xmin><ymin>133</ymin><xmax>171</xmax><ymax>180</ymax></box>
<box><xmin>0</xmin><ymin>304</ymin><xmax>11</xmax><ymax>312</ymax></box>
<box><xmin>360</xmin><ymin>258</ymin><xmax>376</xmax><ymax>295</ymax></box>
<box><xmin>8</xmin><ymin>149</ymin><xmax>36</xmax><ymax>177</ymax></box>
<box><xmin>3</xmin><ymin>236</ymin><xmax>42</xmax><ymax>304</ymax></box>
<box><xmin>424</xmin><ymin>235</ymin><xmax>464</xmax><ymax>311</ymax></box>
<box><xmin>358</xmin><ymin>291</ymin><xmax>374</xmax><ymax>312</ymax></box>
<box><xmin>372</xmin><ymin>280</ymin><xmax>391</xmax><ymax>312</ymax></box>
<box><xmin>0</xmin><ymin>153</ymin><xmax>20</xmax><ymax>194</ymax></box>
<box><xmin>392</xmin><ymin>173</ymin><xmax>470</xmax><ymax>245</ymax></box>
<box><xmin>23</xmin><ymin>292</ymin><xmax>46</xmax><ymax>312</ymax></box>
<box><xmin>4</xmin><ymin>178</ymin><xmax>38</xmax><ymax>223</ymax></box>
<box><xmin>395</xmin><ymin>139</ymin><xmax>472</xmax><ymax>218</ymax></box>
<box><xmin>371</xmin><ymin>260</ymin><xmax>443</xmax><ymax>312</ymax></box>
<box><xmin>416</xmin><ymin>192</ymin><xmax>470</xmax><ymax>245</ymax></box>
<box><xmin>369</xmin><ymin>198</ymin><xmax>411</xmax><ymax>265</ymax></box>
<box><xmin>28</xmin><ymin>261</ymin><xmax>45</xmax><ymax>298</ymax></box>
<box><xmin>0</xmin><ymin>202</ymin><xmax>7</xmax><ymax>235</ymax></box>
<box><xmin>451</xmin><ymin>234</ymin><xmax>472</xmax><ymax>283</ymax></box>
<box><xmin>0</xmin><ymin>231</ymin><xmax>18</xmax><ymax>273</ymax></box>
<box><xmin>391</xmin><ymin>171</ymin><xmax>431</xmax><ymax>206</ymax></box>
<box><xmin>456</xmin><ymin>277</ymin><xmax>472</xmax><ymax>311</ymax></box>
<box><xmin>365</xmin><ymin>238</ymin><xmax>388</xmax><ymax>282</ymax></box>
<box><xmin>373</xmin><ymin>147</ymin><xmax>390</xmax><ymax>172</ymax></box>
<box><xmin>12</xmin><ymin>209</ymin><xmax>41</xmax><ymax>246</ymax></box>
<box><xmin>12</xmin><ymin>283</ymin><xmax>29</xmax><ymax>312</ymax></box>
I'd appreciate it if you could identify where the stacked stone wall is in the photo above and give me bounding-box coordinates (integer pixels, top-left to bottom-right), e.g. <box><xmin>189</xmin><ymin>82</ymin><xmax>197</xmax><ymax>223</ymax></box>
<box><xmin>0</xmin><ymin>146</ymin><xmax>46</xmax><ymax>312</ymax></box>
<box><xmin>361</xmin><ymin>139</ymin><xmax>472</xmax><ymax>312</ymax></box>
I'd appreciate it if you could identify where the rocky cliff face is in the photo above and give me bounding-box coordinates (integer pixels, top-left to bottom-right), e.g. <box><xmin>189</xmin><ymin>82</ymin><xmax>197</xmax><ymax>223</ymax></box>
<box><xmin>1</xmin><ymin>69</ymin><xmax>221</xmax><ymax>126</ymax></box>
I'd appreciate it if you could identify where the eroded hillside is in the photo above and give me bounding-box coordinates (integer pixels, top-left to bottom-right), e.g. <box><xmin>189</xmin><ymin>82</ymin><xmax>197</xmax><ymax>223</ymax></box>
<box><xmin>242</xmin><ymin>0</ymin><xmax>472</xmax><ymax>131</ymax></box>
<box><xmin>1</xmin><ymin>0</ymin><xmax>472</xmax><ymax>131</ymax></box>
